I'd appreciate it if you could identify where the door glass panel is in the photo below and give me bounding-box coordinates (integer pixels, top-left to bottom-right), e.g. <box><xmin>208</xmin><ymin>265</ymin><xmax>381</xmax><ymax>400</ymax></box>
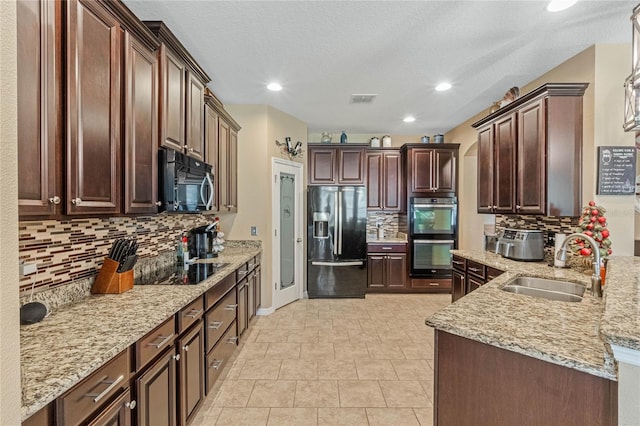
<box><xmin>413</xmin><ymin>242</ymin><xmax>453</xmax><ymax>269</ymax></box>
<box><xmin>280</xmin><ymin>173</ymin><xmax>295</xmax><ymax>290</ymax></box>
<box><xmin>412</xmin><ymin>206</ymin><xmax>455</xmax><ymax>234</ymax></box>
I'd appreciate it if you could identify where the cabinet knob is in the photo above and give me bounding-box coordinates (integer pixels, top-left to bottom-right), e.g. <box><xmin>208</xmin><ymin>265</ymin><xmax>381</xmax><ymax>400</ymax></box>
<box><xmin>155</xmin><ymin>201</ymin><xmax>162</xmax><ymax>206</ymax></box>
<box><xmin>183</xmin><ymin>344</ymin><xmax>189</xmax><ymax>352</ymax></box>
<box><xmin>49</xmin><ymin>195</ymin><xmax>61</xmax><ymax>205</ymax></box>
<box><xmin>516</xmin><ymin>205</ymin><xmax>521</xmax><ymax>210</ymax></box>
<box><xmin>189</xmin><ymin>147</ymin><xmax>194</xmax><ymax>152</ymax></box>
<box><xmin>183</xmin><ymin>144</ymin><xmax>188</xmax><ymax>150</ymax></box>
<box><xmin>126</xmin><ymin>400</ymin><xmax>137</xmax><ymax>410</ymax></box>
<box><xmin>173</xmin><ymin>354</ymin><xmax>181</xmax><ymax>362</ymax></box>
<box><xmin>71</xmin><ymin>197</ymin><xmax>82</xmax><ymax>205</ymax></box>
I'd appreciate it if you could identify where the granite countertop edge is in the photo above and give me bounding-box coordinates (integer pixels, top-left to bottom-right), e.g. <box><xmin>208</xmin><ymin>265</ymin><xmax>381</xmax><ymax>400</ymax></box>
<box><xmin>426</xmin><ymin>250</ymin><xmax>619</xmax><ymax>381</ymax></box>
<box><xmin>20</xmin><ymin>246</ymin><xmax>261</xmax><ymax>421</ymax></box>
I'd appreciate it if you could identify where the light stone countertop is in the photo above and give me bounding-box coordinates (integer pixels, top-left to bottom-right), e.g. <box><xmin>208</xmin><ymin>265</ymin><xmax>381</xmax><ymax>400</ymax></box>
<box><xmin>426</xmin><ymin>250</ymin><xmax>617</xmax><ymax>380</ymax></box>
<box><xmin>366</xmin><ymin>237</ymin><xmax>408</xmax><ymax>243</ymax></box>
<box><xmin>20</xmin><ymin>246</ymin><xmax>261</xmax><ymax>421</ymax></box>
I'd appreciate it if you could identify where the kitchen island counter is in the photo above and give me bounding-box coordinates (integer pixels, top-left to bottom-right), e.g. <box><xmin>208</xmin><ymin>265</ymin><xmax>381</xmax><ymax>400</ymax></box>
<box><xmin>20</xmin><ymin>245</ymin><xmax>261</xmax><ymax>421</ymax></box>
<box><xmin>427</xmin><ymin>250</ymin><xmax>617</xmax><ymax>380</ymax></box>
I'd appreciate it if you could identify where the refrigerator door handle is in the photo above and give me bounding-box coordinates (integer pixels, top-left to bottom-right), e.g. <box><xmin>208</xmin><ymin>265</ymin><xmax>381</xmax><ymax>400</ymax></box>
<box><xmin>413</xmin><ymin>240</ymin><xmax>455</xmax><ymax>244</ymax></box>
<box><xmin>338</xmin><ymin>193</ymin><xmax>343</xmax><ymax>255</ymax></box>
<box><xmin>333</xmin><ymin>192</ymin><xmax>338</xmax><ymax>256</ymax></box>
<box><xmin>311</xmin><ymin>261</ymin><xmax>364</xmax><ymax>267</ymax></box>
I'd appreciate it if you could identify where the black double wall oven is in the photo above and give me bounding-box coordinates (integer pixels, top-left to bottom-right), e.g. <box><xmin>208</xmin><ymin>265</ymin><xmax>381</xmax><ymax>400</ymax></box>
<box><xmin>409</xmin><ymin>197</ymin><xmax>457</xmax><ymax>278</ymax></box>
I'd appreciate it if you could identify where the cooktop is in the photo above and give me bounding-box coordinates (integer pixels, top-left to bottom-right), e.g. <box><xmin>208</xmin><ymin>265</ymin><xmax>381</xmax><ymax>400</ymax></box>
<box><xmin>137</xmin><ymin>262</ymin><xmax>230</xmax><ymax>285</ymax></box>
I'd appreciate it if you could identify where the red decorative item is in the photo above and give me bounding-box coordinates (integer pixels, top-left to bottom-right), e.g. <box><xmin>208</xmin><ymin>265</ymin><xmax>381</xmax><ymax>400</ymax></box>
<box><xmin>572</xmin><ymin>201</ymin><xmax>612</xmax><ymax>260</ymax></box>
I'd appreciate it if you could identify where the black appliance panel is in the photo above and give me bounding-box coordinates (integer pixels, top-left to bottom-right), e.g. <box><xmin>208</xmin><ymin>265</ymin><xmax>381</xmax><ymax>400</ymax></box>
<box><xmin>158</xmin><ymin>147</ymin><xmax>214</xmax><ymax>213</ymax></box>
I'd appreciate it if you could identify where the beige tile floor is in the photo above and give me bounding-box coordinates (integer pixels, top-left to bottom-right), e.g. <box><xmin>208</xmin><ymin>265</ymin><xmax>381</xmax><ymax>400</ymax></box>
<box><xmin>191</xmin><ymin>293</ymin><xmax>450</xmax><ymax>426</ymax></box>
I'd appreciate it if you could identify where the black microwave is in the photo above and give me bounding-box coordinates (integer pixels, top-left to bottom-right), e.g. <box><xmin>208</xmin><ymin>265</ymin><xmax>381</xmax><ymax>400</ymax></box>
<box><xmin>158</xmin><ymin>148</ymin><xmax>214</xmax><ymax>213</ymax></box>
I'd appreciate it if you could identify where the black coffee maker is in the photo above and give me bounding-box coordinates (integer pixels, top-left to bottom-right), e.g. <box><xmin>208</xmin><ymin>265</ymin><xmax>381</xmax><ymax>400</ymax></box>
<box><xmin>188</xmin><ymin>224</ymin><xmax>217</xmax><ymax>259</ymax></box>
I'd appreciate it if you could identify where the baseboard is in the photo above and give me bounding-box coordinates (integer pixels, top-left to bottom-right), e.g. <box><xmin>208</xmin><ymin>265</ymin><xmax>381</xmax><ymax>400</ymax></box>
<box><xmin>256</xmin><ymin>306</ymin><xmax>275</xmax><ymax>316</ymax></box>
<box><xmin>303</xmin><ymin>291</ymin><xmax>309</xmax><ymax>299</ymax></box>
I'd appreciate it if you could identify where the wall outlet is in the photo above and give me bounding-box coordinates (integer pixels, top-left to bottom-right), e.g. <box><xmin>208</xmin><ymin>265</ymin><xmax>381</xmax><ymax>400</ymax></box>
<box><xmin>20</xmin><ymin>262</ymin><xmax>37</xmax><ymax>277</ymax></box>
<box><xmin>251</xmin><ymin>226</ymin><xmax>258</xmax><ymax>236</ymax></box>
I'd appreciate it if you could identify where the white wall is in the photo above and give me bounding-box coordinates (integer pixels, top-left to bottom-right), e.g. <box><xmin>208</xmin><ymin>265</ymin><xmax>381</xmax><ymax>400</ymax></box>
<box><xmin>0</xmin><ymin>0</ymin><xmax>22</xmax><ymax>422</ymax></box>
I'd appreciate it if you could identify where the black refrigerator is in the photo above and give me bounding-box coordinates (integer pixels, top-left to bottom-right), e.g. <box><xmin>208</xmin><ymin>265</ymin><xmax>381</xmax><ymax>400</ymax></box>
<box><xmin>307</xmin><ymin>186</ymin><xmax>367</xmax><ymax>298</ymax></box>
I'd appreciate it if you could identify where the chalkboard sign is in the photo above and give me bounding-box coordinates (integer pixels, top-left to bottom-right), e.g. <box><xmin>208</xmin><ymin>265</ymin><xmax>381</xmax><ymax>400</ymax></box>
<box><xmin>596</xmin><ymin>146</ymin><xmax>636</xmax><ymax>195</ymax></box>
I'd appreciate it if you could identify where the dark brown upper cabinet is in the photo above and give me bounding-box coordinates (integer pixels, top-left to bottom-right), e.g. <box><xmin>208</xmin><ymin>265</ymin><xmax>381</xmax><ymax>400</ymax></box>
<box><xmin>17</xmin><ymin>0</ymin><xmax>62</xmax><ymax>218</ymax></box>
<box><xmin>366</xmin><ymin>150</ymin><xmax>403</xmax><ymax>211</ymax></box>
<box><xmin>66</xmin><ymin>0</ymin><xmax>122</xmax><ymax>215</ymax></box>
<box><xmin>404</xmin><ymin>145</ymin><xmax>459</xmax><ymax>196</ymax></box>
<box><xmin>145</xmin><ymin>22</ymin><xmax>210</xmax><ymax>160</ymax></box>
<box><xmin>205</xmin><ymin>103</ymin><xmax>220</xmax><ymax>211</ymax></box>
<box><xmin>123</xmin><ymin>32</ymin><xmax>160</xmax><ymax>214</ymax></box>
<box><xmin>473</xmin><ymin>83</ymin><xmax>587</xmax><ymax>216</ymax></box>
<box><xmin>308</xmin><ymin>144</ymin><xmax>367</xmax><ymax>185</ymax></box>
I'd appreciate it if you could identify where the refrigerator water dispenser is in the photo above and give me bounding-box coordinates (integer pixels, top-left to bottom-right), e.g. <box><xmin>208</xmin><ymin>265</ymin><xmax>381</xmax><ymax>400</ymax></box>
<box><xmin>313</xmin><ymin>212</ymin><xmax>329</xmax><ymax>238</ymax></box>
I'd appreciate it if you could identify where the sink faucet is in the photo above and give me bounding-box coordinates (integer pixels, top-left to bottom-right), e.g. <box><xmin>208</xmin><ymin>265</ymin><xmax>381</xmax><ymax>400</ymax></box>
<box><xmin>555</xmin><ymin>233</ymin><xmax>602</xmax><ymax>298</ymax></box>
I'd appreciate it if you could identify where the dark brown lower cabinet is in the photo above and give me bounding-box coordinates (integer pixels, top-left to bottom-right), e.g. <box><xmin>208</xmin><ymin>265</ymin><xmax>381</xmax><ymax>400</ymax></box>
<box><xmin>87</xmin><ymin>389</ymin><xmax>133</xmax><ymax>426</ymax></box>
<box><xmin>434</xmin><ymin>330</ymin><xmax>617</xmax><ymax>426</ymax></box>
<box><xmin>178</xmin><ymin>321</ymin><xmax>205</xmax><ymax>426</ymax></box>
<box><xmin>136</xmin><ymin>348</ymin><xmax>178</xmax><ymax>426</ymax></box>
<box><xmin>255</xmin><ymin>266</ymin><xmax>262</xmax><ymax>313</ymax></box>
<box><xmin>237</xmin><ymin>280</ymin><xmax>248</xmax><ymax>337</ymax></box>
<box><xmin>247</xmin><ymin>269</ymin><xmax>256</xmax><ymax>322</ymax></box>
<box><xmin>451</xmin><ymin>270</ymin><xmax>465</xmax><ymax>302</ymax></box>
<box><xmin>206</xmin><ymin>321</ymin><xmax>238</xmax><ymax>394</ymax></box>
<box><xmin>466</xmin><ymin>276</ymin><xmax>483</xmax><ymax>294</ymax></box>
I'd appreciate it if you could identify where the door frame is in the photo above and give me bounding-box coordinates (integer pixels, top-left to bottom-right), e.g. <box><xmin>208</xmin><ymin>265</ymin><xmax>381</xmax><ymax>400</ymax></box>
<box><xmin>271</xmin><ymin>158</ymin><xmax>304</xmax><ymax>310</ymax></box>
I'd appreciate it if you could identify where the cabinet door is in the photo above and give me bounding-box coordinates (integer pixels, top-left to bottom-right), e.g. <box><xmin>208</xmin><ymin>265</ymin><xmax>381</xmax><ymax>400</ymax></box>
<box><xmin>159</xmin><ymin>45</ymin><xmax>186</xmax><ymax>152</ymax></box>
<box><xmin>247</xmin><ymin>271</ymin><xmax>256</xmax><ymax>322</ymax></box>
<box><xmin>337</xmin><ymin>149</ymin><xmax>365</xmax><ymax>185</ymax></box>
<box><xmin>17</xmin><ymin>0</ymin><xmax>61</xmax><ymax>217</ymax></box>
<box><xmin>87</xmin><ymin>389</ymin><xmax>132</xmax><ymax>426</ymax></box>
<box><xmin>309</xmin><ymin>147</ymin><xmax>336</xmax><ymax>184</ymax></box>
<box><xmin>386</xmin><ymin>254</ymin><xmax>407</xmax><ymax>288</ymax></box>
<box><xmin>66</xmin><ymin>0</ymin><xmax>121</xmax><ymax>215</ymax></box>
<box><xmin>178</xmin><ymin>322</ymin><xmax>205</xmax><ymax>426</ymax></box>
<box><xmin>255</xmin><ymin>266</ymin><xmax>262</xmax><ymax>312</ymax></box>
<box><xmin>366</xmin><ymin>152</ymin><xmax>383</xmax><ymax>210</ymax></box>
<box><xmin>218</xmin><ymin>118</ymin><xmax>230</xmax><ymax>211</ymax></box>
<box><xmin>382</xmin><ymin>151</ymin><xmax>402</xmax><ymax>211</ymax></box>
<box><xmin>477</xmin><ymin>125</ymin><xmax>495</xmax><ymax>213</ymax></box>
<box><xmin>493</xmin><ymin>113</ymin><xmax>517</xmax><ymax>213</ymax></box>
<box><xmin>466</xmin><ymin>276</ymin><xmax>483</xmax><ymax>294</ymax></box>
<box><xmin>237</xmin><ymin>281</ymin><xmax>248</xmax><ymax>337</ymax></box>
<box><xmin>485</xmin><ymin>267</ymin><xmax>504</xmax><ymax>282</ymax></box>
<box><xmin>367</xmin><ymin>255</ymin><xmax>386</xmax><ymax>288</ymax></box>
<box><xmin>228</xmin><ymin>129</ymin><xmax>238</xmax><ymax>213</ymax></box>
<box><xmin>124</xmin><ymin>33</ymin><xmax>158</xmax><ymax>214</ymax></box>
<box><xmin>136</xmin><ymin>349</ymin><xmax>177</xmax><ymax>426</ymax></box>
<box><xmin>433</xmin><ymin>149</ymin><xmax>456</xmax><ymax>193</ymax></box>
<box><xmin>410</xmin><ymin>149</ymin><xmax>434</xmax><ymax>193</ymax></box>
<box><xmin>185</xmin><ymin>72</ymin><xmax>205</xmax><ymax>161</ymax></box>
<box><xmin>205</xmin><ymin>104</ymin><xmax>219</xmax><ymax>211</ymax></box>
<box><xmin>452</xmin><ymin>270</ymin><xmax>465</xmax><ymax>302</ymax></box>
<box><xmin>517</xmin><ymin>98</ymin><xmax>546</xmax><ymax>215</ymax></box>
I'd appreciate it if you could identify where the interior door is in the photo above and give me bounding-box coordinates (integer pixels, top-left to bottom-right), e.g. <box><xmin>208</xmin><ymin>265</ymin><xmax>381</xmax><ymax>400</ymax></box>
<box><xmin>273</xmin><ymin>159</ymin><xmax>304</xmax><ymax>309</ymax></box>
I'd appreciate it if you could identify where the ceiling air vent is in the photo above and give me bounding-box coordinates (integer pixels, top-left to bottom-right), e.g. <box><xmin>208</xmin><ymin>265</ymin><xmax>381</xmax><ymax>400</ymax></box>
<box><xmin>350</xmin><ymin>94</ymin><xmax>377</xmax><ymax>104</ymax></box>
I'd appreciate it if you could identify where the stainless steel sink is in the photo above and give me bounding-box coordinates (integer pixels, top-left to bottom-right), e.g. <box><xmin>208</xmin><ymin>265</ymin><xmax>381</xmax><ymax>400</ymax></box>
<box><xmin>501</xmin><ymin>276</ymin><xmax>585</xmax><ymax>302</ymax></box>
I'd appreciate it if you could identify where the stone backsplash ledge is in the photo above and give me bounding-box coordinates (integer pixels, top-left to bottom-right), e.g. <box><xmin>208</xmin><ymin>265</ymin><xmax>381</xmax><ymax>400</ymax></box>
<box><xmin>18</xmin><ymin>213</ymin><xmax>216</xmax><ymax>295</ymax></box>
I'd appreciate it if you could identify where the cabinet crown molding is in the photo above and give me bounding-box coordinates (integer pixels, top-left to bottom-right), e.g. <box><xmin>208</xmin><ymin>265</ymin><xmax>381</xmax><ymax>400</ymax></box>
<box><xmin>205</xmin><ymin>94</ymin><xmax>241</xmax><ymax>131</ymax></box>
<box><xmin>144</xmin><ymin>20</ymin><xmax>212</xmax><ymax>84</ymax></box>
<box><xmin>100</xmin><ymin>0</ymin><xmax>159</xmax><ymax>51</ymax></box>
<box><xmin>472</xmin><ymin>83</ymin><xmax>589</xmax><ymax>129</ymax></box>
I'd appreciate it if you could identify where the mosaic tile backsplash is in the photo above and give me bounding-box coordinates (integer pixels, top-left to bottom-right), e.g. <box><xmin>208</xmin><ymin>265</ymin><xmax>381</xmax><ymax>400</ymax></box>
<box><xmin>366</xmin><ymin>212</ymin><xmax>401</xmax><ymax>237</ymax></box>
<box><xmin>18</xmin><ymin>214</ymin><xmax>214</xmax><ymax>294</ymax></box>
<box><xmin>495</xmin><ymin>214</ymin><xmax>579</xmax><ymax>235</ymax></box>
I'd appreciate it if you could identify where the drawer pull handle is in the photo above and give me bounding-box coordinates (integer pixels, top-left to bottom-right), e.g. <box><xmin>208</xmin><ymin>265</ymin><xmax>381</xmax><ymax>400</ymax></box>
<box><xmin>468</xmin><ymin>267</ymin><xmax>481</xmax><ymax>273</ymax></box>
<box><xmin>381</xmin><ymin>247</ymin><xmax>393</xmax><ymax>250</ymax></box>
<box><xmin>209</xmin><ymin>321</ymin><xmax>224</xmax><ymax>329</ymax></box>
<box><xmin>452</xmin><ymin>260</ymin><xmax>464</xmax><ymax>265</ymax></box>
<box><xmin>428</xmin><ymin>283</ymin><xmax>440</xmax><ymax>286</ymax></box>
<box><xmin>126</xmin><ymin>400</ymin><xmax>136</xmax><ymax>410</ymax></box>
<box><xmin>85</xmin><ymin>375</ymin><xmax>124</xmax><ymax>403</ymax></box>
<box><xmin>147</xmin><ymin>334</ymin><xmax>174</xmax><ymax>349</ymax></box>
<box><xmin>487</xmin><ymin>275</ymin><xmax>497</xmax><ymax>280</ymax></box>
<box><xmin>225</xmin><ymin>304</ymin><xmax>238</xmax><ymax>311</ymax></box>
<box><xmin>184</xmin><ymin>308</ymin><xmax>203</xmax><ymax>318</ymax></box>
<box><xmin>210</xmin><ymin>359</ymin><xmax>223</xmax><ymax>370</ymax></box>
<box><xmin>226</xmin><ymin>336</ymin><xmax>239</xmax><ymax>344</ymax></box>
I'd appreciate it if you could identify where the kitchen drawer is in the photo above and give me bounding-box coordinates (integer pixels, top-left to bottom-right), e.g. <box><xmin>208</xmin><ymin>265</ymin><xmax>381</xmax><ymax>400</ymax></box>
<box><xmin>205</xmin><ymin>272</ymin><xmax>236</xmax><ymax>311</ymax></box>
<box><xmin>410</xmin><ymin>277</ymin><xmax>452</xmax><ymax>290</ymax></box>
<box><xmin>178</xmin><ymin>296</ymin><xmax>204</xmax><ymax>334</ymax></box>
<box><xmin>247</xmin><ymin>256</ymin><xmax>257</xmax><ymax>272</ymax></box>
<box><xmin>466</xmin><ymin>260</ymin><xmax>486</xmax><ymax>280</ymax></box>
<box><xmin>57</xmin><ymin>349</ymin><xmax>129</xmax><ymax>426</ymax></box>
<box><xmin>135</xmin><ymin>316</ymin><xmax>176</xmax><ymax>371</ymax></box>
<box><xmin>22</xmin><ymin>402</ymin><xmax>53</xmax><ymax>426</ymax></box>
<box><xmin>367</xmin><ymin>243</ymin><xmax>407</xmax><ymax>254</ymax></box>
<box><xmin>467</xmin><ymin>276</ymin><xmax>484</xmax><ymax>293</ymax></box>
<box><xmin>236</xmin><ymin>263</ymin><xmax>249</xmax><ymax>282</ymax></box>
<box><xmin>486</xmin><ymin>267</ymin><xmax>504</xmax><ymax>282</ymax></box>
<box><xmin>205</xmin><ymin>289</ymin><xmax>238</xmax><ymax>352</ymax></box>
<box><xmin>206</xmin><ymin>320</ymin><xmax>238</xmax><ymax>394</ymax></box>
<box><xmin>451</xmin><ymin>255</ymin><xmax>466</xmax><ymax>271</ymax></box>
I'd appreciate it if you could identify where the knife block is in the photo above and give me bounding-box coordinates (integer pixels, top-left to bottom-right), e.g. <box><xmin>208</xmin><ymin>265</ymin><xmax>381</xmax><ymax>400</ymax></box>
<box><xmin>92</xmin><ymin>258</ymin><xmax>134</xmax><ymax>294</ymax></box>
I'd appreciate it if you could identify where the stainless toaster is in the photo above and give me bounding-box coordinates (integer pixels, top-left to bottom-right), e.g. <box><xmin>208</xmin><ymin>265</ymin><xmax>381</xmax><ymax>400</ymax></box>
<box><xmin>496</xmin><ymin>228</ymin><xmax>544</xmax><ymax>261</ymax></box>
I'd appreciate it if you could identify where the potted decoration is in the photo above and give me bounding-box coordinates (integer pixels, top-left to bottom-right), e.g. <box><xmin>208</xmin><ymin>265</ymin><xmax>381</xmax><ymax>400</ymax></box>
<box><xmin>571</xmin><ymin>201</ymin><xmax>612</xmax><ymax>283</ymax></box>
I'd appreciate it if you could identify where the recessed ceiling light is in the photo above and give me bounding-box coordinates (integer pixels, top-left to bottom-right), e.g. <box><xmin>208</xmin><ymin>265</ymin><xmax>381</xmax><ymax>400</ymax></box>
<box><xmin>435</xmin><ymin>82</ymin><xmax>452</xmax><ymax>92</ymax></box>
<box><xmin>267</xmin><ymin>82</ymin><xmax>282</xmax><ymax>91</ymax></box>
<box><xmin>546</xmin><ymin>0</ymin><xmax>578</xmax><ymax>12</ymax></box>
<box><xmin>403</xmin><ymin>116</ymin><xmax>416</xmax><ymax>123</ymax></box>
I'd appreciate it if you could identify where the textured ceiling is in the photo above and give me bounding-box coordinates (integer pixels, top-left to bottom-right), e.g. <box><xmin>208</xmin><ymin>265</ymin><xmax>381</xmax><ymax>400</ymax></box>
<box><xmin>124</xmin><ymin>0</ymin><xmax>635</xmax><ymax>135</ymax></box>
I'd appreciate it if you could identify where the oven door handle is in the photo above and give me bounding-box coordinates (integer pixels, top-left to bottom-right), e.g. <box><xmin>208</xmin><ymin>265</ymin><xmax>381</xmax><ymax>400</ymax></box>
<box><xmin>413</xmin><ymin>240</ymin><xmax>455</xmax><ymax>244</ymax></box>
<box><xmin>412</xmin><ymin>204</ymin><xmax>457</xmax><ymax>209</ymax></box>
